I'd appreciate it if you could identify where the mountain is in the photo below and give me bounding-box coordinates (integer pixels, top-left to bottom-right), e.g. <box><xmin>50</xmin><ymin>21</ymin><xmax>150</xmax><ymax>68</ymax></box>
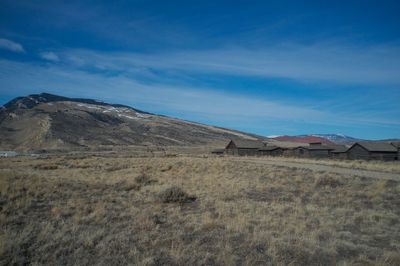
<box><xmin>309</xmin><ymin>134</ymin><xmax>362</xmax><ymax>145</ymax></box>
<box><xmin>0</xmin><ymin>93</ymin><xmax>262</xmax><ymax>151</ymax></box>
<box><xmin>270</xmin><ymin>135</ymin><xmax>336</xmax><ymax>145</ymax></box>
<box><xmin>268</xmin><ymin>134</ymin><xmax>363</xmax><ymax>145</ymax></box>
<box><xmin>269</xmin><ymin>134</ymin><xmax>362</xmax><ymax>145</ymax></box>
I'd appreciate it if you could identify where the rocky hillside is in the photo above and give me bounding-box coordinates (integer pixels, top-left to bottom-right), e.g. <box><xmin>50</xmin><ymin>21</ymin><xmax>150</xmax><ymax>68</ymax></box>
<box><xmin>0</xmin><ymin>93</ymin><xmax>262</xmax><ymax>151</ymax></box>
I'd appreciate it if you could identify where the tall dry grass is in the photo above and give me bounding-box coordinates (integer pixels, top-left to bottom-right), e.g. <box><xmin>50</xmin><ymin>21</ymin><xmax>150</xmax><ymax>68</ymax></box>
<box><xmin>0</xmin><ymin>154</ymin><xmax>399</xmax><ymax>265</ymax></box>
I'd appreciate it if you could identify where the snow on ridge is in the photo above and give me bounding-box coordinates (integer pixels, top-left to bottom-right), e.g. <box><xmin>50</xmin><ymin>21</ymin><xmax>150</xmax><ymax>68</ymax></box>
<box><xmin>312</xmin><ymin>134</ymin><xmax>349</xmax><ymax>140</ymax></box>
<box><xmin>28</xmin><ymin>97</ymin><xmax>39</xmax><ymax>104</ymax></box>
<box><xmin>118</xmin><ymin>114</ymin><xmax>138</xmax><ymax>120</ymax></box>
<box><xmin>77</xmin><ymin>103</ymin><xmax>101</xmax><ymax>109</ymax></box>
<box><xmin>73</xmin><ymin>102</ymin><xmax>151</xmax><ymax>119</ymax></box>
<box><xmin>267</xmin><ymin>135</ymin><xmax>282</xmax><ymax>138</ymax></box>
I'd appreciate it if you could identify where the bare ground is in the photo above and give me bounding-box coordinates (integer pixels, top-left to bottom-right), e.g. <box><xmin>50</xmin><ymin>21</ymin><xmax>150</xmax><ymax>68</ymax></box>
<box><xmin>1</xmin><ymin>154</ymin><xmax>400</xmax><ymax>265</ymax></box>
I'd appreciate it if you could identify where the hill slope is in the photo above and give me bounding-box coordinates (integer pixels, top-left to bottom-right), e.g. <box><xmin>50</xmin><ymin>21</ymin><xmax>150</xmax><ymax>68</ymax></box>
<box><xmin>0</xmin><ymin>93</ymin><xmax>262</xmax><ymax>151</ymax></box>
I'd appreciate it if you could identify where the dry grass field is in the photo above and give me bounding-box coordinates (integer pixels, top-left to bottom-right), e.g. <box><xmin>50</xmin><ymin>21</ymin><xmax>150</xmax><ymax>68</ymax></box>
<box><xmin>262</xmin><ymin>157</ymin><xmax>400</xmax><ymax>174</ymax></box>
<box><xmin>1</xmin><ymin>153</ymin><xmax>400</xmax><ymax>265</ymax></box>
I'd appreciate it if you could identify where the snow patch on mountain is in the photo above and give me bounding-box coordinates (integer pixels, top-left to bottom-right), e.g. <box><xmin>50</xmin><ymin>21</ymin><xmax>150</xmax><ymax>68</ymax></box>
<box><xmin>310</xmin><ymin>134</ymin><xmax>360</xmax><ymax>144</ymax></box>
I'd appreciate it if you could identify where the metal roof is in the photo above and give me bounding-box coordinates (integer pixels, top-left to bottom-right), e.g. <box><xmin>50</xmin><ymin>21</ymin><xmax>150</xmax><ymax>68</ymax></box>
<box><xmin>228</xmin><ymin>139</ymin><xmax>264</xmax><ymax>149</ymax></box>
<box><xmin>307</xmin><ymin>146</ymin><xmax>336</xmax><ymax>150</ymax></box>
<box><xmin>258</xmin><ymin>145</ymin><xmax>281</xmax><ymax>151</ymax></box>
<box><xmin>353</xmin><ymin>142</ymin><xmax>398</xmax><ymax>152</ymax></box>
<box><xmin>294</xmin><ymin>145</ymin><xmax>335</xmax><ymax>150</ymax></box>
<box><xmin>390</xmin><ymin>141</ymin><xmax>400</xmax><ymax>148</ymax></box>
<box><xmin>330</xmin><ymin>145</ymin><xmax>349</xmax><ymax>153</ymax></box>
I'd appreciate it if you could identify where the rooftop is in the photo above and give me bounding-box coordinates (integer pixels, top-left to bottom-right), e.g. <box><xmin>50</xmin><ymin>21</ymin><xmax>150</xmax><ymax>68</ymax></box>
<box><xmin>228</xmin><ymin>139</ymin><xmax>264</xmax><ymax>149</ymax></box>
<box><xmin>354</xmin><ymin>142</ymin><xmax>398</xmax><ymax>152</ymax></box>
<box><xmin>258</xmin><ymin>146</ymin><xmax>280</xmax><ymax>151</ymax></box>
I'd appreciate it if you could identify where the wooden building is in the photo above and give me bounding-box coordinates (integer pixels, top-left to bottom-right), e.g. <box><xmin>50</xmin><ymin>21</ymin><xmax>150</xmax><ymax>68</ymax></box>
<box><xmin>347</xmin><ymin>142</ymin><xmax>398</xmax><ymax>161</ymax></box>
<box><xmin>289</xmin><ymin>146</ymin><xmax>308</xmax><ymax>157</ymax></box>
<box><xmin>291</xmin><ymin>142</ymin><xmax>335</xmax><ymax>158</ymax></box>
<box><xmin>330</xmin><ymin>145</ymin><xmax>349</xmax><ymax>159</ymax></box>
<box><xmin>258</xmin><ymin>146</ymin><xmax>284</xmax><ymax>156</ymax></box>
<box><xmin>224</xmin><ymin>139</ymin><xmax>264</xmax><ymax>156</ymax></box>
<box><xmin>391</xmin><ymin>142</ymin><xmax>400</xmax><ymax>160</ymax></box>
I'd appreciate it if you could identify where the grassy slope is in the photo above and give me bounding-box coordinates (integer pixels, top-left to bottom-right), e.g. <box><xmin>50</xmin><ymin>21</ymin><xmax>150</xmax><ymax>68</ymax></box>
<box><xmin>1</xmin><ymin>155</ymin><xmax>400</xmax><ymax>265</ymax></box>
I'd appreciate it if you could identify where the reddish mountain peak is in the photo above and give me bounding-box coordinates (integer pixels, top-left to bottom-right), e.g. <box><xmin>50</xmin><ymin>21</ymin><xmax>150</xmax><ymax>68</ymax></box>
<box><xmin>272</xmin><ymin>135</ymin><xmax>335</xmax><ymax>145</ymax></box>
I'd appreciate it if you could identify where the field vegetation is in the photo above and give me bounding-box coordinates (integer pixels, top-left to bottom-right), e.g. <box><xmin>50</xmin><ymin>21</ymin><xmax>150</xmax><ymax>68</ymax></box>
<box><xmin>263</xmin><ymin>156</ymin><xmax>400</xmax><ymax>174</ymax></box>
<box><xmin>1</xmin><ymin>153</ymin><xmax>399</xmax><ymax>265</ymax></box>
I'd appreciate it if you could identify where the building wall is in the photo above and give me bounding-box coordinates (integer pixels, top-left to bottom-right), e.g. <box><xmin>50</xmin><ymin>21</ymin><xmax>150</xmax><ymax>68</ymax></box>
<box><xmin>283</xmin><ymin>149</ymin><xmax>295</xmax><ymax>157</ymax></box>
<box><xmin>347</xmin><ymin>144</ymin><xmax>370</xmax><ymax>160</ymax></box>
<box><xmin>331</xmin><ymin>152</ymin><xmax>348</xmax><ymax>160</ymax></box>
<box><xmin>259</xmin><ymin>149</ymin><xmax>283</xmax><ymax>156</ymax></box>
<box><xmin>237</xmin><ymin>148</ymin><xmax>259</xmax><ymax>156</ymax></box>
<box><xmin>309</xmin><ymin>149</ymin><xmax>331</xmax><ymax>158</ymax></box>
<box><xmin>347</xmin><ymin>144</ymin><xmax>397</xmax><ymax>161</ymax></box>
<box><xmin>369</xmin><ymin>152</ymin><xmax>397</xmax><ymax>161</ymax></box>
<box><xmin>291</xmin><ymin>148</ymin><xmax>310</xmax><ymax>157</ymax></box>
<box><xmin>225</xmin><ymin>141</ymin><xmax>238</xmax><ymax>155</ymax></box>
<box><xmin>225</xmin><ymin>141</ymin><xmax>260</xmax><ymax>156</ymax></box>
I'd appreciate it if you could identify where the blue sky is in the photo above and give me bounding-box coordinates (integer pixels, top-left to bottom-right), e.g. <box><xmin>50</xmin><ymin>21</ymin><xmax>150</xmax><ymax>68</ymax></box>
<box><xmin>0</xmin><ymin>0</ymin><xmax>399</xmax><ymax>139</ymax></box>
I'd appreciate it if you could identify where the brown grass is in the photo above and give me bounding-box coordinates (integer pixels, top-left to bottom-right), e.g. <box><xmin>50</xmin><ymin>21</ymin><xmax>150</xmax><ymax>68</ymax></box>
<box><xmin>0</xmin><ymin>154</ymin><xmax>399</xmax><ymax>265</ymax></box>
<box><xmin>263</xmin><ymin>156</ymin><xmax>400</xmax><ymax>174</ymax></box>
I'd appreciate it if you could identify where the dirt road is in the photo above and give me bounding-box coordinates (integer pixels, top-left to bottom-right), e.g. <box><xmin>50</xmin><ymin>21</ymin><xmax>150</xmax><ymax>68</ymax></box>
<box><xmin>231</xmin><ymin>157</ymin><xmax>400</xmax><ymax>181</ymax></box>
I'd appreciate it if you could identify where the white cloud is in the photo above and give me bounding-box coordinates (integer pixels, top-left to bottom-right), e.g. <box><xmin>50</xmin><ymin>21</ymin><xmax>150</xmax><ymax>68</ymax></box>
<box><xmin>0</xmin><ymin>38</ymin><xmax>25</xmax><ymax>53</ymax></box>
<box><xmin>62</xmin><ymin>43</ymin><xmax>400</xmax><ymax>85</ymax></box>
<box><xmin>0</xmin><ymin>58</ymin><xmax>398</xmax><ymax>130</ymax></box>
<box><xmin>39</xmin><ymin>51</ymin><xmax>59</xmax><ymax>62</ymax></box>
<box><xmin>0</xmin><ymin>59</ymin><xmax>320</xmax><ymax>120</ymax></box>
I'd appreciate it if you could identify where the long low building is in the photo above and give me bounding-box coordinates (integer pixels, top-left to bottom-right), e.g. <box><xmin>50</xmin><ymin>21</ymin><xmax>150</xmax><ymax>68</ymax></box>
<box><xmin>258</xmin><ymin>146</ymin><xmax>284</xmax><ymax>156</ymax></box>
<box><xmin>289</xmin><ymin>142</ymin><xmax>335</xmax><ymax>158</ymax></box>
<box><xmin>221</xmin><ymin>139</ymin><xmax>399</xmax><ymax>161</ymax></box>
<box><xmin>330</xmin><ymin>145</ymin><xmax>349</xmax><ymax>159</ymax></box>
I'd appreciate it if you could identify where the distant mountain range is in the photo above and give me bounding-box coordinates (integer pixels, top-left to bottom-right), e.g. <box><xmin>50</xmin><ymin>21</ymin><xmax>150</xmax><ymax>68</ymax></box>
<box><xmin>269</xmin><ymin>134</ymin><xmax>360</xmax><ymax>145</ymax></box>
<box><xmin>0</xmin><ymin>93</ymin><xmax>262</xmax><ymax>151</ymax></box>
<box><xmin>269</xmin><ymin>134</ymin><xmax>399</xmax><ymax>145</ymax></box>
<box><xmin>308</xmin><ymin>134</ymin><xmax>362</xmax><ymax>145</ymax></box>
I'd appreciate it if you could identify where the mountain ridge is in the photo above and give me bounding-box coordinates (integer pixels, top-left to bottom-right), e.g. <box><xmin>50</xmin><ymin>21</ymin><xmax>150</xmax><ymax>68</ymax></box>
<box><xmin>268</xmin><ymin>134</ymin><xmax>361</xmax><ymax>145</ymax></box>
<box><xmin>0</xmin><ymin>93</ymin><xmax>263</xmax><ymax>151</ymax></box>
<box><xmin>1</xmin><ymin>93</ymin><xmax>398</xmax><ymax>151</ymax></box>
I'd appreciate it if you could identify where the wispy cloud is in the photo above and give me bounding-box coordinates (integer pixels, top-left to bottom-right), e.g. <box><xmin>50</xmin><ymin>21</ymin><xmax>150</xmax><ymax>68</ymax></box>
<box><xmin>62</xmin><ymin>42</ymin><xmax>400</xmax><ymax>85</ymax></box>
<box><xmin>0</xmin><ymin>38</ymin><xmax>25</xmax><ymax>53</ymax></box>
<box><xmin>39</xmin><ymin>51</ymin><xmax>59</xmax><ymax>62</ymax></box>
<box><xmin>0</xmin><ymin>58</ymin><xmax>398</xmax><ymax>131</ymax></box>
<box><xmin>0</xmin><ymin>59</ymin><xmax>322</xmax><ymax>121</ymax></box>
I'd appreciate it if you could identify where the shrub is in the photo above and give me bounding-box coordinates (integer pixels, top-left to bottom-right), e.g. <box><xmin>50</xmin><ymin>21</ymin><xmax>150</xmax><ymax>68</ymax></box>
<box><xmin>314</xmin><ymin>175</ymin><xmax>343</xmax><ymax>188</ymax></box>
<box><xmin>34</xmin><ymin>164</ymin><xmax>58</xmax><ymax>170</ymax></box>
<box><xmin>135</xmin><ymin>174</ymin><xmax>155</xmax><ymax>185</ymax></box>
<box><xmin>158</xmin><ymin>186</ymin><xmax>196</xmax><ymax>203</ymax></box>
